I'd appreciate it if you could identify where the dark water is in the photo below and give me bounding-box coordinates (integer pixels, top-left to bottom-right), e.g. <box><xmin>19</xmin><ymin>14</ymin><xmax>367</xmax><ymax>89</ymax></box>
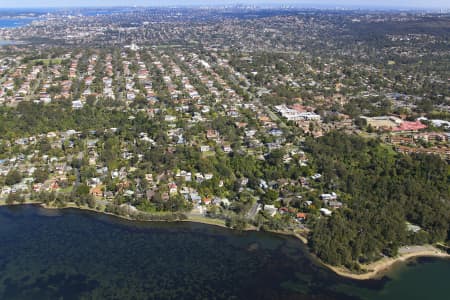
<box><xmin>0</xmin><ymin>205</ymin><xmax>449</xmax><ymax>300</ymax></box>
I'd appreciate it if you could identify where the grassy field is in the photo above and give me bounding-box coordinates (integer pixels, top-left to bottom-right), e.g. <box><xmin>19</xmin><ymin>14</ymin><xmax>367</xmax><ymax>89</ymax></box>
<box><xmin>31</xmin><ymin>58</ymin><xmax>63</xmax><ymax>66</ymax></box>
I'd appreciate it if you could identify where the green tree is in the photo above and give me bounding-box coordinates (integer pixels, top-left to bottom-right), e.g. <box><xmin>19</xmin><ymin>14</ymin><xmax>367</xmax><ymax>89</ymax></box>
<box><xmin>5</xmin><ymin>170</ymin><xmax>22</xmax><ymax>186</ymax></box>
<box><xmin>33</xmin><ymin>168</ymin><xmax>49</xmax><ymax>184</ymax></box>
<box><xmin>261</xmin><ymin>189</ymin><xmax>279</xmax><ymax>206</ymax></box>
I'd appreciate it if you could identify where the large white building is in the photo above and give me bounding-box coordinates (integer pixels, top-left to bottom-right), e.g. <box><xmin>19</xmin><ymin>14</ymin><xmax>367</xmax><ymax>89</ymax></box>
<box><xmin>274</xmin><ymin>105</ymin><xmax>321</xmax><ymax>121</ymax></box>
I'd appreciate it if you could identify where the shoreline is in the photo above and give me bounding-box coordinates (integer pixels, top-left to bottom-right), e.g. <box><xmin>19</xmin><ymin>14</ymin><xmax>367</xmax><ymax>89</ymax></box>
<box><xmin>0</xmin><ymin>200</ymin><xmax>231</xmax><ymax>228</ymax></box>
<box><xmin>323</xmin><ymin>247</ymin><xmax>450</xmax><ymax>280</ymax></box>
<box><xmin>1</xmin><ymin>201</ymin><xmax>448</xmax><ymax>280</ymax></box>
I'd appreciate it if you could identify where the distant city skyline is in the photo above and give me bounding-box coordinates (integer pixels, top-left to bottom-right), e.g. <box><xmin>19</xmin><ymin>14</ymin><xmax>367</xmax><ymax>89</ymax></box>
<box><xmin>0</xmin><ymin>1</ymin><xmax>449</xmax><ymax>9</ymax></box>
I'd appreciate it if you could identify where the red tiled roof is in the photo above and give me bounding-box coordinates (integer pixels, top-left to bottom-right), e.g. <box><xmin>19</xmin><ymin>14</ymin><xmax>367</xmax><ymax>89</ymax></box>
<box><xmin>392</xmin><ymin>121</ymin><xmax>427</xmax><ymax>132</ymax></box>
<box><xmin>297</xmin><ymin>213</ymin><xmax>307</xmax><ymax>219</ymax></box>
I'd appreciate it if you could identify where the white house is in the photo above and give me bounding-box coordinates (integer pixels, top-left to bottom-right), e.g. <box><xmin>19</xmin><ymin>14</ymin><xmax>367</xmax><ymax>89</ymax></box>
<box><xmin>320</xmin><ymin>208</ymin><xmax>332</xmax><ymax>216</ymax></box>
<box><xmin>72</xmin><ymin>100</ymin><xmax>84</xmax><ymax>110</ymax></box>
<box><xmin>264</xmin><ymin>205</ymin><xmax>278</xmax><ymax>217</ymax></box>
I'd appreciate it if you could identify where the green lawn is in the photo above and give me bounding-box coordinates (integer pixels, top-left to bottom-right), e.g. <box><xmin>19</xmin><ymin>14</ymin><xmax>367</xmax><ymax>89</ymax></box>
<box><xmin>32</xmin><ymin>58</ymin><xmax>63</xmax><ymax>66</ymax></box>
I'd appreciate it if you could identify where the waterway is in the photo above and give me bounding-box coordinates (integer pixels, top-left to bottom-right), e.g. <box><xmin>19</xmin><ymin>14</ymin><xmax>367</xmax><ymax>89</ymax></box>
<box><xmin>0</xmin><ymin>205</ymin><xmax>448</xmax><ymax>299</ymax></box>
<box><xmin>0</xmin><ymin>18</ymin><xmax>35</xmax><ymax>28</ymax></box>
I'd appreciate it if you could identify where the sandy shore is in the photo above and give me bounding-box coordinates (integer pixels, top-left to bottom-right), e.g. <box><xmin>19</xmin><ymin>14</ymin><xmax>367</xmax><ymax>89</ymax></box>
<box><xmin>324</xmin><ymin>245</ymin><xmax>450</xmax><ymax>280</ymax></box>
<box><xmin>264</xmin><ymin>229</ymin><xmax>309</xmax><ymax>244</ymax></box>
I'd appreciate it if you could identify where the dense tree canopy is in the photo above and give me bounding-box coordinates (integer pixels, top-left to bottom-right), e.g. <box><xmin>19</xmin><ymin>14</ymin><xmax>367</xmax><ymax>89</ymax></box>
<box><xmin>306</xmin><ymin>132</ymin><xmax>450</xmax><ymax>267</ymax></box>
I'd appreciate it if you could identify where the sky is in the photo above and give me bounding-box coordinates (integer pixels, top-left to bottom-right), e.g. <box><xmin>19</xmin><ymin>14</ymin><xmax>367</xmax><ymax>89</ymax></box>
<box><xmin>0</xmin><ymin>0</ymin><xmax>448</xmax><ymax>9</ymax></box>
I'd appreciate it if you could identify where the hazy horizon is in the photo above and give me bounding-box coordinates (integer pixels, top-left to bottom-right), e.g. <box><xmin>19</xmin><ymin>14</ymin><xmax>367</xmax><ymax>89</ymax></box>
<box><xmin>0</xmin><ymin>1</ymin><xmax>449</xmax><ymax>9</ymax></box>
